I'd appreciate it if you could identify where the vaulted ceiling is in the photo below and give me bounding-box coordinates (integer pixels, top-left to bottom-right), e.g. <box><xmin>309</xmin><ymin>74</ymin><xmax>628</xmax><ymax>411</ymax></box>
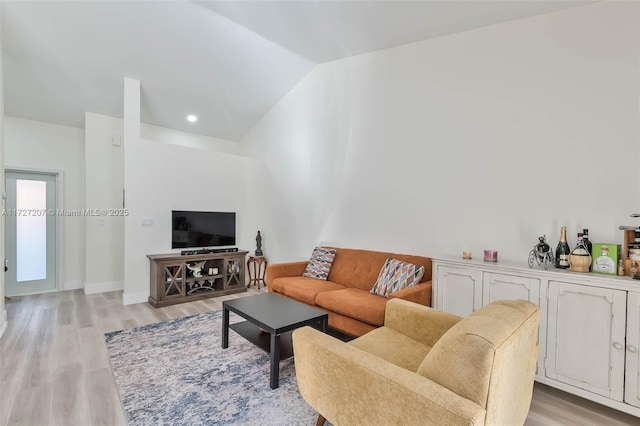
<box><xmin>2</xmin><ymin>1</ymin><xmax>588</xmax><ymax>141</ymax></box>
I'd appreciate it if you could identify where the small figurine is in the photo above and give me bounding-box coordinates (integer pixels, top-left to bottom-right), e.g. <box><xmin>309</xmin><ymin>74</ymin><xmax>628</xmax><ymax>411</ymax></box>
<box><xmin>186</xmin><ymin>260</ymin><xmax>206</xmax><ymax>278</ymax></box>
<box><xmin>255</xmin><ymin>231</ymin><xmax>263</xmax><ymax>256</ymax></box>
<box><xmin>528</xmin><ymin>235</ymin><xmax>554</xmax><ymax>269</ymax></box>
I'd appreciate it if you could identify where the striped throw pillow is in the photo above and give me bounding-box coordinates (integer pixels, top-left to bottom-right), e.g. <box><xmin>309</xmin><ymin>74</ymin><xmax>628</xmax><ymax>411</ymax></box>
<box><xmin>303</xmin><ymin>247</ymin><xmax>337</xmax><ymax>281</ymax></box>
<box><xmin>370</xmin><ymin>258</ymin><xmax>425</xmax><ymax>297</ymax></box>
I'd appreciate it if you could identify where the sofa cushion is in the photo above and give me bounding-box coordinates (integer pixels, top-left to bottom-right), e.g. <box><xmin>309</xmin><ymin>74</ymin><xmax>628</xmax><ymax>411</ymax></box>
<box><xmin>280</xmin><ymin>278</ymin><xmax>345</xmax><ymax>305</ymax></box>
<box><xmin>303</xmin><ymin>246</ymin><xmax>337</xmax><ymax>280</ymax></box>
<box><xmin>315</xmin><ymin>288</ymin><xmax>387</xmax><ymax>326</ymax></box>
<box><xmin>370</xmin><ymin>258</ymin><xmax>425</xmax><ymax>297</ymax></box>
<box><xmin>349</xmin><ymin>326</ymin><xmax>432</xmax><ymax>372</ymax></box>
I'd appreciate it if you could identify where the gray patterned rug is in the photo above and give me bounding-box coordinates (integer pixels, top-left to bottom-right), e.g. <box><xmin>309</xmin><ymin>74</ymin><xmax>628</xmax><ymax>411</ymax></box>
<box><xmin>104</xmin><ymin>310</ymin><xmax>317</xmax><ymax>425</ymax></box>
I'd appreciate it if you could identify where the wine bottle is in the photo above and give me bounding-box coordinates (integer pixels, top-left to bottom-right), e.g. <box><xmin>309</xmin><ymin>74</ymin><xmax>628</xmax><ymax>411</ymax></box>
<box><xmin>582</xmin><ymin>228</ymin><xmax>593</xmax><ymax>271</ymax></box>
<box><xmin>555</xmin><ymin>226</ymin><xmax>571</xmax><ymax>269</ymax></box>
<box><xmin>569</xmin><ymin>233</ymin><xmax>591</xmax><ymax>272</ymax></box>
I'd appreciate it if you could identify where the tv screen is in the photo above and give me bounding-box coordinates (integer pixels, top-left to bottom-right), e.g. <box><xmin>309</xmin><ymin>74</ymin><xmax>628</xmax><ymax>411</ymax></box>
<box><xmin>171</xmin><ymin>211</ymin><xmax>236</xmax><ymax>249</ymax></box>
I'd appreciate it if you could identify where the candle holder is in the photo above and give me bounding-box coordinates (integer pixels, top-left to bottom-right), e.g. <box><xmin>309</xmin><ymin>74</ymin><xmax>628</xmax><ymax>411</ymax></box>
<box><xmin>484</xmin><ymin>250</ymin><xmax>498</xmax><ymax>262</ymax></box>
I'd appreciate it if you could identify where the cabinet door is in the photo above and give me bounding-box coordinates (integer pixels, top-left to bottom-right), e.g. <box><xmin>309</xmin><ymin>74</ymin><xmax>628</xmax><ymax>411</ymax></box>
<box><xmin>482</xmin><ymin>273</ymin><xmax>540</xmax><ymax>306</ymax></box>
<box><xmin>435</xmin><ymin>265</ymin><xmax>482</xmax><ymax>317</ymax></box>
<box><xmin>546</xmin><ymin>281</ymin><xmax>626</xmax><ymax>401</ymax></box>
<box><xmin>223</xmin><ymin>256</ymin><xmax>244</xmax><ymax>290</ymax></box>
<box><xmin>483</xmin><ymin>273</ymin><xmax>543</xmax><ymax>375</ymax></box>
<box><xmin>159</xmin><ymin>262</ymin><xmax>186</xmax><ymax>300</ymax></box>
<box><xmin>626</xmin><ymin>292</ymin><xmax>640</xmax><ymax>408</ymax></box>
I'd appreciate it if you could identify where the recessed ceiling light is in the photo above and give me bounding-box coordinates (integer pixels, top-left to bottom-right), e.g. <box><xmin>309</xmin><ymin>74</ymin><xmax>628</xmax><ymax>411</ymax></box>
<box><xmin>187</xmin><ymin>115</ymin><xmax>197</xmax><ymax>122</ymax></box>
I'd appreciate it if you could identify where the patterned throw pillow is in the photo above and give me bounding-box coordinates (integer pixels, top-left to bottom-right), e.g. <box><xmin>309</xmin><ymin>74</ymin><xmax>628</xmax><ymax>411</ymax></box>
<box><xmin>370</xmin><ymin>258</ymin><xmax>425</xmax><ymax>298</ymax></box>
<box><xmin>302</xmin><ymin>247</ymin><xmax>337</xmax><ymax>281</ymax></box>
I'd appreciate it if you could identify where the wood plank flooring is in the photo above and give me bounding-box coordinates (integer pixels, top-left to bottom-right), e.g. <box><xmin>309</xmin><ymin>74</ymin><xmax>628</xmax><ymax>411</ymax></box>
<box><xmin>1</xmin><ymin>289</ymin><xmax>638</xmax><ymax>426</ymax></box>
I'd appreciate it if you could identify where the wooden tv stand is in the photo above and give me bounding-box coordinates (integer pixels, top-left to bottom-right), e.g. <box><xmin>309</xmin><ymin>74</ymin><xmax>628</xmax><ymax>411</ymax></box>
<box><xmin>147</xmin><ymin>250</ymin><xmax>248</xmax><ymax>308</ymax></box>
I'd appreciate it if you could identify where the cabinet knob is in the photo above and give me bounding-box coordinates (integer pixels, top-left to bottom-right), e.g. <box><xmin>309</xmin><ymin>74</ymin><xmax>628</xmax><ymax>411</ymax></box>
<box><xmin>613</xmin><ymin>342</ymin><xmax>624</xmax><ymax>350</ymax></box>
<box><xmin>628</xmin><ymin>345</ymin><xmax>638</xmax><ymax>353</ymax></box>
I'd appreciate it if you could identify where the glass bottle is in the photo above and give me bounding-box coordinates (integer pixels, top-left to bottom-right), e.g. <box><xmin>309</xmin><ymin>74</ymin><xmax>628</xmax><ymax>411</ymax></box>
<box><xmin>555</xmin><ymin>226</ymin><xmax>571</xmax><ymax>269</ymax></box>
<box><xmin>582</xmin><ymin>228</ymin><xmax>593</xmax><ymax>271</ymax></box>
<box><xmin>569</xmin><ymin>233</ymin><xmax>591</xmax><ymax>272</ymax></box>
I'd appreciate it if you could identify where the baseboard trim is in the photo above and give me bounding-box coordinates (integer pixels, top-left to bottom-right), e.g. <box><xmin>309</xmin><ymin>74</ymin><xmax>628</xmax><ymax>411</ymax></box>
<box><xmin>84</xmin><ymin>281</ymin><xmax>124</xmax><ymax>295</ymax></box>
<box><xmin>63</xmin><ymin>280</ymin><xmax>83</xmax><ymax>291</ymax></box>
<box><xmin>122</xmin><ymin>290</ymin><xmax>149</xmax><ymax>306</ymax></box>
<box><xmin>0</xmin><ymin>310</ymin><xmax>7</xmax><ymax>339</ymax></box>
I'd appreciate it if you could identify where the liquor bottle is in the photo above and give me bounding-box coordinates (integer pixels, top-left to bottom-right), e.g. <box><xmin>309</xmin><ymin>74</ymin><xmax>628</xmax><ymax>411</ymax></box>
<box><xmin>582</xmin><ymin>228</ymin><xmax>593</xmax><ymax>271</ymax></box>
<box><xmin>555</xmin><ymin>226</ymin><xmax>571</xmax><ymax>269</ymax></box>
<box><xmin>569</xmin><ymin>233</ymin><xmax>591</xmax><ymax>272</ymax></box>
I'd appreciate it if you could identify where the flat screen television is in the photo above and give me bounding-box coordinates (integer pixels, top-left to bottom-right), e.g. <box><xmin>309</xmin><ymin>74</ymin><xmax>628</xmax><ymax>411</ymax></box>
<box><xmin>171</xmin><ymin>211</ymin><xmax>236</xmax><ymax>249</ymax></box>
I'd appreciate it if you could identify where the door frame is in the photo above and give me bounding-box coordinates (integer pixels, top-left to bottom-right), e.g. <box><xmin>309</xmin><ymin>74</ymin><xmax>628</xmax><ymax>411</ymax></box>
<box><xmin>5</xmin><ymin>167</ymin><xmax>64</xmax><ymax>295</ymax></box>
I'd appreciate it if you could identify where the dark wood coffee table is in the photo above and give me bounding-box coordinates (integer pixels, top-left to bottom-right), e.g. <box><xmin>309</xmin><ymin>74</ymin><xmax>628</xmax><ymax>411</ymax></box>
<box><xmin>222</xmin><ymin>293</ymin><xmax>328</xmax><ymax>389</ymax></box>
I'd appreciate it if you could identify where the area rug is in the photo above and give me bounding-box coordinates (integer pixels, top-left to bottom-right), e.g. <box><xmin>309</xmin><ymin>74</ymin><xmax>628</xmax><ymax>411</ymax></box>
<box><xmin>104</xmin><ymin>310</ymin><xmax>318</xmax><ymax>425</ymax></box>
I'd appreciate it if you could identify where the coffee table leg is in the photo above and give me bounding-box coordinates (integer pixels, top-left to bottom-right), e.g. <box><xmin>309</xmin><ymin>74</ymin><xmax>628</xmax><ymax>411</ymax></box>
<box><xmin>222</xmin><ymin>307</ymin><xmax>229</xmax><ymax>349</ymax></box>
<box><xmin>270</xmin><ymin>333</ymin><xmax>280</xmax><ymax>389</ymax></box>
<box><xmin>321</xmin><ymin>317</ymin><xmax>327</xmax><ymax>333</ymax></box>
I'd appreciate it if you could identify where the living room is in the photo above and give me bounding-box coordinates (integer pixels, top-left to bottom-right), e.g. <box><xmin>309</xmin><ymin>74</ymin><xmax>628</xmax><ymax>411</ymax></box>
<box><xmin>0</xmin><ymin>0</ymin><xmax>639</xmax><ymax>425</ymax></box>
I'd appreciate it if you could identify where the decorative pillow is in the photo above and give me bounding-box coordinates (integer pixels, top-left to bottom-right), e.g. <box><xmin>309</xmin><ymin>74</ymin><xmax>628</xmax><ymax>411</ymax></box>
<box><xmin>370</xmin><ymin>258</ymin><xmax>425</xmax><ymax>297</ymax></box>
<box><xmin>303</xmin><ymin>247</ymin><xmax>337</xmax><ymax>281</ymax></box>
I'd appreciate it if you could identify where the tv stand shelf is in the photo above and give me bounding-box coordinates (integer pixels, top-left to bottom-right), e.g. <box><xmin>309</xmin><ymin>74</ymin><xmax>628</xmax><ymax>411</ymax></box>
<box><xmin>147</xmin><ymin>250</ymin><xmax>248</xmax><ymax>308</ymax></box>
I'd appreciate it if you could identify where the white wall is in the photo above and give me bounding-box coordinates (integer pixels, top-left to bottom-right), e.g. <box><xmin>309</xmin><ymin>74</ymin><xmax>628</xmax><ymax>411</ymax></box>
<box><xmin>140</xmin><ymin>123</ymin><xmax>241</xmax><ymax>154</ymax></box>
<box><xmin>123</xmin><ymin>78</ymin><xmax>262</xmax><ymax>304</ymax></box>
<box><xmin>4</xmin><ymin>117</ymin><xmax>85</xmax><ymax>290</ymax></box>
<box><xmin>84</xmin><ymin>113</ymin><xmax>124</xmax><ymax>293</ymax></box>
<box><xmin>241</xmin><ymin>1</ymin><xmax>640</xmax><ymax>263</ymax></box>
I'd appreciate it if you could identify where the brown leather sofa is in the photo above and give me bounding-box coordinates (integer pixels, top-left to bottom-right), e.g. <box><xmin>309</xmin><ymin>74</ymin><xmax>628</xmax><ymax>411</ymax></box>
<box><xmin>266</xmin><ymin>247</ymin><xmax>432</xmax><ymax>337</ymax></box>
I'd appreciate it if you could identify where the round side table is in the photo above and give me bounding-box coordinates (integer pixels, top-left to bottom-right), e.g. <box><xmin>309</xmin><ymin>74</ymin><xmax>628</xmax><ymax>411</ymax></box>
<box><xmin>247</xmin><ymin>255</ymin><xmax>268</xmax><ymax>289</ymax></box>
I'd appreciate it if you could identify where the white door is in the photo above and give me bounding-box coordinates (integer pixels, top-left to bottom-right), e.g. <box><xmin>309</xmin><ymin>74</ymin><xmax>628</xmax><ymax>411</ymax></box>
<box><xmin>625</xmin><ymin>292</ymin><xmax>640</xmax><ymax>408</ymax></box>
<box><xmin>434</xmin><ymin>265</ymin><xmax>482</xmax><ymax>316</ymax></box>
<box><xmin>546</xmin><ymin>281</ymin><xmax>626</xmax><ymax>401</ymax></box>
<box><xmin>4</xmin><ymin>171</ymin><xmax>58</xmax><ymax>296</ymax></box>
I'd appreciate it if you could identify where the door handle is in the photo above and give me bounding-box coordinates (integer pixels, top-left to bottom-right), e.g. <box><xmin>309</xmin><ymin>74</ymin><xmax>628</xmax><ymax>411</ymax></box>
<box><xmin>628</xmin><ymin>345</ymin><xmax>638</xmax><ymax>353</ymax></box>
<box><xmin>613</xmin><ymin>342</ymin><xmax>624</xmax><ymax>350</ymax></box>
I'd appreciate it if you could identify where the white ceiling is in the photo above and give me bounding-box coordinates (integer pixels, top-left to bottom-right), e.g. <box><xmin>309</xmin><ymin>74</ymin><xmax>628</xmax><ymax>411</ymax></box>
<box><xmin>2</xmin><ymin>0</ymin><xmax>589</xmax><ymax>141</ymax></box>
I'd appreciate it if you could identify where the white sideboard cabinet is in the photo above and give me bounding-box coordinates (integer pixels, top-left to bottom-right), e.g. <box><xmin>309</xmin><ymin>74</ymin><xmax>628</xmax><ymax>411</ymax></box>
<box><xmin>432</xmin><ymin>257</ymin><xmax>640</xmax><ymax>417</ymax></box>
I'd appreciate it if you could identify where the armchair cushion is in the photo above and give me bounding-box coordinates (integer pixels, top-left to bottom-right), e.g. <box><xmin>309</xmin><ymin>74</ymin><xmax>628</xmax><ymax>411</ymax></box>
<box><xmin>349</xmin><ymin>327</ymin><xmax>432</xmax><ymax>371</ymax></box>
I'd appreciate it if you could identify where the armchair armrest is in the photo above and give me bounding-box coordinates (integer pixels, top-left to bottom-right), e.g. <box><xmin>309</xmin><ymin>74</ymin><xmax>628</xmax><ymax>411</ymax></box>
<box><xmin>266</xmin><ymin>261</ymin><xmax>308</xmax><ymax>288</ymax></box>
<box><xmin>388</xmin><ymin>280</ymin><xmax>432</xmax><ymax>306</ymax></box>
<box><xmin>293</xmin><ymin>327</ymin><xmax>485</xmax><ymax>426</ymax></box>
<box><xmin>384</xmin><ymin>299</ymin><xmax>462</xmax><ymax>347</ymax></box>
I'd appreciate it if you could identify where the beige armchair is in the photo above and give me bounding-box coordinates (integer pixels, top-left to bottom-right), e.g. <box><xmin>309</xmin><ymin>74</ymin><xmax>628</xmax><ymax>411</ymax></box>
<box><xmin>293</xmin><ymin>298</ymin><xmax>540</xmax><ymax>426</ymax></box>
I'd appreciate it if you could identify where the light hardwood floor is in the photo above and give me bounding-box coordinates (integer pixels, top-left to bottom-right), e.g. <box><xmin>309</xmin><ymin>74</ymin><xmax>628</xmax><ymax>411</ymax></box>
<box><xmin>1</xmin><ymin>289</ymin><xmax>638</xmax><ymax>426</ymax></box>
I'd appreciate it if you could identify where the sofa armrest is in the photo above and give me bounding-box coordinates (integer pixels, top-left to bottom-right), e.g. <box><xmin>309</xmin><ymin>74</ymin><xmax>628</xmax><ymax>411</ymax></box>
<box><xmin>266</xmin><ymin>261</ymin><xmax>308</xmax><ymax>288</ymax></box>
<box><xmin>388</xmin><ymin>280</ymin><xmax>432</xmax><ymax>306</ymax></box>
<box><xmin>293</xmin><ymin>327</ymin><xmax>485</xmax><ymax>426</ymax></box>
<box><xmin>384</xmin><ymin>299</ymin><xmax>463</xmax><ymax>347</ymax></box>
